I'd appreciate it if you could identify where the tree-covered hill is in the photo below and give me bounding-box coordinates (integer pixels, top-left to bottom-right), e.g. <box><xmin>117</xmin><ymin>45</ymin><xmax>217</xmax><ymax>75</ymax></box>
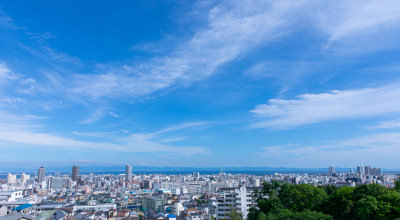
<box><xmin>249</xmin><ymin>180</ymin><xmax>400</xmax><ymax>220</ymax></box>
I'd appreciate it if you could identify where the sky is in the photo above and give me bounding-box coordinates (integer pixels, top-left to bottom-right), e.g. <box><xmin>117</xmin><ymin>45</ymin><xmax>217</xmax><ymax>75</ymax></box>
<box><xmin>1</xmin><ymin>0</ymin><xmax>400</xmax><ymax>168</ymax></box>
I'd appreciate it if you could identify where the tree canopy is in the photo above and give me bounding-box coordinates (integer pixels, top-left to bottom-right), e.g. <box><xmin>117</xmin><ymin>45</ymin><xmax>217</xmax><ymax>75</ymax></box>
<box><xmin>249</xmin><ymin>180</ymin><xmax>400</xmax><ymax>220</ymax></box>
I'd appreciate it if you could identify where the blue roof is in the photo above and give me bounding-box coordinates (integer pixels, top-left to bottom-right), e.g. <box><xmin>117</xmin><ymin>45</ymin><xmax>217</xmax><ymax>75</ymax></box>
<box><xmin>13</xmin><ymin>203</ymin><xmax>34</xmax><ymax>211</ymax></box>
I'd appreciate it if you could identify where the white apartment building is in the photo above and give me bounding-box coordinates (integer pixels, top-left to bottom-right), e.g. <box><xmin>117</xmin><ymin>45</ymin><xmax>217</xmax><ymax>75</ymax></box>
<box><xmin>7</xmin><ymin>174</ymin><xmax>16</xmax><ymax>185</ymax></box>
<box><xmin>187</xmin><ymin>184</ymin><xmax>202</xmax><ymax>195</ymax></box>
<box><xmin>0</xmin><ymin>191</ymin><xmax>23</xmax><ymax>203</ymax></box>
<box><xmin>216</xmin><ymin>186</ymin><xmax>256</xmax><ymax>220</ymax></box>
<box><xmin>21</xmin><ymin>173</ymin><xmax>30</xmax><ymax>184</ymax></box>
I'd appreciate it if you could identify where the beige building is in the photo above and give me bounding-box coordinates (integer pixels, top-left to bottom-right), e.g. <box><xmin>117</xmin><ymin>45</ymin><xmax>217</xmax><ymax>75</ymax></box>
<box><xmin>7</xmin><ymin>174</ymin><xmax>16</xmax><ymax>185</ymax></box>
<box><xmin>21</xmin><ymin>173</ymin><xmax>30</xmax><ymax>184</ymax></box>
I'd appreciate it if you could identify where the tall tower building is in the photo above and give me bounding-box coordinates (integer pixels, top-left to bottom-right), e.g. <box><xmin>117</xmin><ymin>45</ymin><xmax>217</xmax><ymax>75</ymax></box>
<box><xmin>72</xmin><ymin>165</ymin><xmax>80</xmax><ymax>181</ymax></box>
<box><xmin>7</xmin><ymin>173</ymin><xmax>16</xmax><ymax>184</ymax></box>
<box><xmin>329</xmin><ymin>165</ymin><xmax>336</xmax><ymax>176</ymax></box>
<box><xmin>126</xmin><ymin>164</ymin><xmax>132</xmax><ymax>182</ymax></box>
<box><xmin>364</xmin><ymin>165</ymin><xmax>371</xmax><ymax>176</ymax></box>
<box><xmin>38</xmin><ymin>167</ymin><xmax>45</xmax><ymax>183</ymax></box>
<box><xmin>193</xmin><ymin>172</ymin><xmax>200</xmax><ymax>180</ymax></box>
<box><xmin>357</xmin><ymin>165</ymin><xmax>364</xmax><ymax>177</ymax></box>
<box><xmin>89</xmin><ymin>172</ymin><xmax>94</xmax><ymax>182</ymax></box>
<box><xmin>21</xmin><ymin>173</ymin><xmax>30</xmax><ymax>184</ymax></box>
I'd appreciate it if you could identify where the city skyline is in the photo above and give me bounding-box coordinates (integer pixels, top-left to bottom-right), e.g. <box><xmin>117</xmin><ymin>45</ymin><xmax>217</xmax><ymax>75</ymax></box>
<box><xmin>0</xmin><ymin>163</ymin><xmax>391</xmax><ymax>175</ymax></box>
<box><xmin>2</xmin><ymin>0</ymin><xmax>400</xmax><ymax>167</ymax></box>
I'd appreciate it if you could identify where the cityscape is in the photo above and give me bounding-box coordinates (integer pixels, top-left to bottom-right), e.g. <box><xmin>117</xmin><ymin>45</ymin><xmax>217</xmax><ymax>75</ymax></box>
<box><xmin>0</xmin><ymin>164</ymin><xmax>398</xmax><ymax>219</ymax></box>
<box><xmin>2</xmin><ymin>0</ymin><xmax>400</xmax><ymax>219</ymax></box>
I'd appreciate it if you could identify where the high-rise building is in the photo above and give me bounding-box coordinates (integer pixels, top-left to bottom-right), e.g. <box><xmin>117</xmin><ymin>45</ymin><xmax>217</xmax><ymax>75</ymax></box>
<box><xmin>329</xmin><ymin>165</ymin><xmax>336</xmax><ymax>176</ymax></box>
<box><xmin>72</xmin><ymin>165</ymin><xmax>80</xmax><ymax>181</ymax></box>
<box><xmin>48</xmin><ymin>176</ymin><xmax>70</xmax><ymax>190</ymax></box>
<box><xmin>89</xmin><ymin>172</ymin><xmax>94</xmax><ymax>182</ymax></box>
<box><xmin>371</xmin><ymin>167</ymin><xmax>382</xmax><ymax>176</ymax></box>
<box><xmin>141</xmin><ymin>180</ymin><xmax>152</xmax><ymax>189</ymax></box>
<box><xmin>142</xmin><ymin>196</ymin><xmax>165</xmax><ymax>212</ymax></box>
<box><xmin>364</xmin><ymin>165</ymin><xmax>371</xmax><ymax>176</ymax></box>
<box><xmin>7</xmin><ymin>173</ymin><xmax>16</xmax><ymax>184</ymax></box>
<box><xmin>193</xmin><ymin>172</ymin><xmax>200</xmax><ymax>180</ymax></box>
<box><xmin>356</xmin><ymin>165</ymin><xmax>364</xmax><ymax>176</ymax></box>
<box><xmin>21</xmin><ymin>173</ymin><xmax>30</xmax><ymax>184</ymax></box>
<box><xmin>216</xmin><ymin>186</ymin><xmax>256</xmax><ymax>220</ymax></box>
<box><xmin>126</xmin><ymin>164</ymin><xmax>132</xmax><ymax>182</ymax></box>
<box><xmin>38</xmin><ymin>167</ymin><xmax>45</xmax><ymax>183</ymax></box>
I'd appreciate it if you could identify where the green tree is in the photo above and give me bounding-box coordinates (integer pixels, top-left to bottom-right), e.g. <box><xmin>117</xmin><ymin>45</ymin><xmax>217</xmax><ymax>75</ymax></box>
<box><xmin>353</xmin><ymin>184</ymin><xmax>387</xmax><ymax>200</ymax></box>
<box><xmin>324</xmin><ymin>186</ymin><xmax>354</xmax><ymax>218</ymax></box>
<box><xmin>279</xmin><ymin>184</ymin><xmax>327</xmax><ymax>212</ymax></box>
<box><xmin>354</xmin><ymin>195</ymin><xmax>378</xmax><ymax>220</ymax></box>
<box><xmin>266</xmin><ymin>208</ymin><xmax>332</xmax><ymax>220</ymax></box>
<box><xmin>375</xmin><ymin>189</ymin><xmax>400</xmax><ymax>219</ymax></box>
<box><xmin>257</xmin><ymin>212</ymin><xmax>267</xmax><ymax>220</ymax></box>
<box><xmin>319</xmin><ymin>185</ymin><xmax>338</xmax><ymax>195</ymax></box>
<box><xmin>248</xmin><ymin>207</ymin><xmax>259</xmax><ymax>220</ymax></box>
<box><xmin>395</xmin><ymin>180</ymin><xmax>400</xmax><ymax>192</ymax></box>
<box><xmin>252</xmin><ymin>181</ymin><xmax>400</xmax><ymax>220</ymax></box>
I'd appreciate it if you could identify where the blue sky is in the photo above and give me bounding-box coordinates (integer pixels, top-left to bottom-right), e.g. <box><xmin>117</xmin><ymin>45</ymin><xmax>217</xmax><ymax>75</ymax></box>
<box><xmin>1</xmin><ymin>0</ymin><xmax>400</xmax><ymax>168</ymax></box>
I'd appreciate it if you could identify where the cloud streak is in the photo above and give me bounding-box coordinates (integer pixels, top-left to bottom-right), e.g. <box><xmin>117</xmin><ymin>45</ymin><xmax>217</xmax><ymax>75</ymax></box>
<box><xmin>0</xmin><ymin>63</ymin><xmax>18</xmax><ymax>82</ymax></box>
<box><xmin>318</xmin><ymin>0</ymin><xmax>400</xmax><ymax>52</ymax></box>
<box><xmin>251</xmin><ymin>84</ymin><xmax>400</xmax><ymax>129</ymax></box>
<box><xmin>0</xmin><ymin>109</ymin><xmax>209</xmax><ymax>156</ymax></box>
<box><xmin>69</xmin><ymin>1</ymin><xmax>307</xmax><ymax>101</ymax></box>
<box><xmin>261</xmin><ymin>131</ymin><xmax>400</xmax><ymax>167</ymax></box>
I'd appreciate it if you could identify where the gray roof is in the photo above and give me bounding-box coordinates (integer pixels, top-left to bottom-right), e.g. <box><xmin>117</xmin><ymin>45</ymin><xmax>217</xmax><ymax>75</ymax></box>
<box><xmin>53</xmin><ymin>210</ymin><xmax>68</xmax><ymax>220</ymax></box>
<box><xmin>0</xmin><ymin>213</ymin><xmax>34</xmax><ymax>220</ymax></box>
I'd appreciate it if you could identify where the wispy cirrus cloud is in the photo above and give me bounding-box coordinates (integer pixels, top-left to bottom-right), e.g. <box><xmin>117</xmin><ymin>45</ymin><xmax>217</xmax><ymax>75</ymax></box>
<box><xmin>0</xmin><ymin>62</ymin><xmax>18</xmax><ymax>82</ymax></box>
<box><xmin>152</xmin><ymin>121</ymin><xmax>211</xmax><ymax>135</ymax></box>
<box><xmin>109</xmin><ymin>112</ymin><xmax>119</xmax><ymax>118</ymax></box>
<box><xmin>4</xmin><ymin>1</ymin><xmax>400</xmax><ymax>104</ymax></box>
<box><xmin>0</xmin><ymin>129</ymin><xmax>207</xmax><ymax>156</ymax></box>
<box><xmin>80</xmin><ymin>108</ymin><xmax>107</xmax><ymax>124</ymax></box>
<box><xmin>128</xmin><ymin>121</ymin><xmax>212</xmax><ymax>143</ymax></box>
<box><xmin>69</xmin><ymin>1</ymin><xmax>308</xmax><ymax>101</ymax></box>
<box><xmin>317</xmin><ymin>0</ymin><xmax>400</xmax><ymax>52</ymax></box>
<box><xmin>80</xmin><ymin>108</ymin><xmax>121</xmax><ymax>124</ymax></box>
<box><xmin>68</xmin><ymin>0</ymin><xmax>400</xmax><ymax>102</ymax></box>
<box><xmin>260</xmin><ymin>131</ymin><xmax>400</xmax><ymax>167</ymax></box>
<box><xmin>0</xmin><ymin>9</ymin><xmax>18</xmax><ymax>29</ymax></box>
<box><xmin>0</xmin><ymin>112</ymin><xmax>209</xmax><ymax>156</ymax></box>
<box><xmin>250</xmin><ymin>84</ymin><xmax>400</xmax><ymax>129</ymax></box>
<box><xmin>367</xmin><ymin>119</ymin><xmax>400</xmax><ymax>129</ymax></box>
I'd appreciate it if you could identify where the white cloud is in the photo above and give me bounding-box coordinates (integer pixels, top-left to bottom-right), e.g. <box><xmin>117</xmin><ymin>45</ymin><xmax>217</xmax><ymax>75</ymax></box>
<box><xmin>251</xmin><ymin>84</ymin><xmax>400</xmax><ymax>129</ymax></box>
<box><xmin>81</xmin><ymin>108</ymin><xmax>107</xmax><ymax>124</ymax></box>
<box><xmin>0</xmin><ymin>63</ymin><xmax>17</xmax><ymax>81</ymax></box>
<box><xmin>80</xmin><ymin>109</ymin><xmax>120</xmax><ymax>124</ymax></box>
<box><xmin>260</xmin><ymin>131</ymin><xmax>400</xmax><ymax>168</ymax></box>
<box><xmin>367</xmin><ymin>119</ymin><xmax>400</xmax><ymax>129</ymax></box>
<box><xmin>160</xmin><ymin>137</ymin><xmax>186</xmax><ymax>143</ymax></box>
<box><xmin>0</xmin><ymin>97</ymin><xmax>25</xmax><ymax>104</ymax></box>
<box><xmin>70</xmin><ymin>1</ymin><xmax>308</xmax><ymax>100</ymax></box>
<box><xmin>152</xmin><ymin>121</ymin><xmax>211</xmax><ymax>135</ymax></box>
<box><xmin>69</xmin><ymin>0</ymin><xmax>400</xmax><ymax>101</ymax></box>
<box><xmin>109</xmin><ymin>112</ymin><xmax>119</xmax><ymax>118</ymax></box>
<box><xmin>0</xmin><ymin>9</ymin><xmax>18</xmax><ymax>29</ymax></box>
<box><xmin>128</xmin><ymin>121</ymin><xmax>211</xmax><ymax>143</ymax></box>
<box><xmin>71</xmin><ymin>131</ymin><xmax>116</xmax><ymax>138</ymax></box>
<box><xmin>4</xmin><ymin>1</ymin><xmax>400</xmax><ymax>103</ymax></box>
<box><xmin>0</xmin><ymin>110</ymin><xmax>209</xmax><ymax>156</ymax></box>
<box><xmin>0</xmin><ymin>129</ymin><xmax>207</xmax><ymax>156</ymax></box>
<box><xmin>317</xmin><ymin>0</ymin><xmax>400</xmax><ymax>52</ymax></box>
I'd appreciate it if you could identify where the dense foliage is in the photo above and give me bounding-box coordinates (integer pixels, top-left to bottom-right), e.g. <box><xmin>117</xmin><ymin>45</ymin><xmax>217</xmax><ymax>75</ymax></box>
<box><xmin>249</xmin><ymin>180</ymin><xmax>400</xmax><ymax>220</ymax></box>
